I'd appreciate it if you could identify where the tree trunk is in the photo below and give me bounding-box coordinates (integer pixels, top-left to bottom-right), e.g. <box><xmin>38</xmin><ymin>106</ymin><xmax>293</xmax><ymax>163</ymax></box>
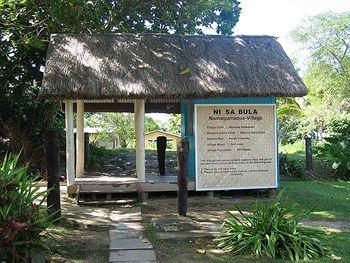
<box><xmin>0</xmin><ymin>121</ymin><xmax>44</xmax><ymax>170</ymax></box>
<box><xmin>317</xmin><ymin>124</ymin><xmax>324</xmax><ymax>141</ymax></box>
<box><xmin>43</xmin><ymin>130</ymin><xmax>61</xmax><ymax>220</ymax></box>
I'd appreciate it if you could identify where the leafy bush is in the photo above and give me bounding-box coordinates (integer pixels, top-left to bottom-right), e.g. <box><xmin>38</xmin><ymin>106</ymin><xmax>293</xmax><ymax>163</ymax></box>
<box><xmin>279</xmin><ymin>154</ymin><xmax>304</xmax><ymax>179</ymax></box>
<box><xmin>318</xmin><ymin>136</ymin><xmax>350</xmax><ymax>179</ymax></box>
<box><xmin>0</xmin><ymin>153</ymin><xmax>56</xmax><ymax>262</ymax></box>
<box><xmin>214</xmin><ymin>191</ymin><xmax>328</xmax><ymax>261</ymax></box>
<box><xmin>325</xmin><ymin>117</ymin><xmax>350</xmax><ymax>138</ymax></box>
<box><xmin>86</xmin><ymin>144</ymin><xmax>113</xmax><ymax>169</ymax></box>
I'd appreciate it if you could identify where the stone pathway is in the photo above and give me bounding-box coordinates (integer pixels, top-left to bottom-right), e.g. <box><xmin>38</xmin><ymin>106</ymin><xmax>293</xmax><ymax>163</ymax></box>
<box><xmin>108</xmin><ymin>207</ymin><xmax>157</xmax><ymax>263</ymax></box>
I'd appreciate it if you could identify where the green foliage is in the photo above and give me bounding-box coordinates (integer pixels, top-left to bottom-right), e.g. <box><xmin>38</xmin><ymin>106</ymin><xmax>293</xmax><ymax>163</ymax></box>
<box><xmin>0</xmin><ymin>0</ymin><xmax>241</xmax><ymax>168</ymax></box>
<box><xmin>0</xmin><ymin>153</ymin><xmax>56</xmax><ymax>262</ymax></box>
<box><xmin>85</xmin><ymin>113</ymin><xmax>163</xmax><ymax>148</ymax></box>
<box><xmin>290</xmin><ymin>12</ymin><xmax>350</xmax><ymax>141</ymax></box>
<box><xmin>277</xmin><ymin>98</ymin><xmax>304</xmax><ymax>145</ymax></box>
<box><xmin>318</xmin><ymin>136</ymin><xmax>350</xmax><ymax>179</ymax></box>
<box><xmin>279</xmin><ymin>154</ymin><xmax>304</xmax><ymax>179</ymax></box>
<box><xmin>214</xmin><ymin>191</ymin><xmax>328</xmax><ymax>261</ymax></box>
<box><xmin>325</xmin><ymin>116</ymin><xmax>350</xmax><ymax>138</ymax></box>
<box><xmin>145</xmin><ymin>116</ymin><xmax>162</xmax><ymax>133</ymax></box>
<box><xmin>86</xmin><ymin>144</ymin><xmax>105</xmax><ymax>169</ymax></box>
<box><xmin>168</xmin><ymin>114</ymin><xmax>182</xmax><ymax>135</ymax></box>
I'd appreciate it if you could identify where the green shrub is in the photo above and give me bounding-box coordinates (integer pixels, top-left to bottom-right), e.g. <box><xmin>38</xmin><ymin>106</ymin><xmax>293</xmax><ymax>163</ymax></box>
<box><xmin>86</xmin><ymin>144</ymin><xmax>106</xmax><ymax>169</ymax></box>
<box><xmin>318</xmin><ymin>136</ymin><xmax>350</xmax><ymax>179</ymax></box>
<box><xmin>214</xmin><ymin>190</ymin><xmax>328</xmax><ymax>261</ymax></box>
<box><xmin>0</xmin><ymin>153</ymin><xmax>56</xmax><ymax>262</ymax></box>
<box><xmin>279</xmin><ymin>154</ymin><xmax>304</xmax><ymax>179</ymax></box>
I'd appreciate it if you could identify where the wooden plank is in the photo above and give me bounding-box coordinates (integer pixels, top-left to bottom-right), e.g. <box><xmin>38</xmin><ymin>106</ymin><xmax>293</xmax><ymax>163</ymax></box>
<box><xmin>76</xmin><ymin>100</ymin><xmax>85</xmax><ymax>178</ymax></box>
<box><xmin>77</xmin><ymin>181</ymin><xmax>195</xmax><ymax>193</ymax></box>
<box><xmin>78</xmin><ymin>184</ymin><xmax>138</xmax><ymax>193</ymax></box>
<box><xmin>64</xmin><ymin>102</ymin><xmax>181</xmax><ymax>113</ymax></box>
<box><xmin>75</xmin><ymin>176</ymin><xmax>137</xmax><ymax>185</ymax></box>
<box><xmin>134</xmin><ymin>100</ymin><xmax>145</xmax><ymax>183</ymax></box>
<box><xmin>65</xmin><ymin>100</ymin><xmax>75</xmax><ymax>186</ymax></box>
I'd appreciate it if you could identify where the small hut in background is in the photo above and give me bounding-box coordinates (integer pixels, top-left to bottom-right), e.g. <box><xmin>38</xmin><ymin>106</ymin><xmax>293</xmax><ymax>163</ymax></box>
<box><xmin>145</xmin><ymin>130</ymin><xmax>180</xmax><ymax>150</ymax></box>
<box><xmin>40</xmin><ymin>34</ymin><xmax>307</xmax><ymax>195</ymax></box>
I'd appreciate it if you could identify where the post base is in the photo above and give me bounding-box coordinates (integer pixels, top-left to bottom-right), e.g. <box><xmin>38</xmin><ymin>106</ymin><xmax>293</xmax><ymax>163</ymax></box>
<box><xmin>67</xmin><ymin>184</ymin><xmax>78</xmax><ymax>197</ymax></box>
<box><xmin>268</xmin><ymin>188</ymin><xmax>277</xmax><ymax>199</ymax></box>
<box><xmin>138</xmin><ymin>192</ymin><xmax>148</xmax><ymax>203</ymax></box>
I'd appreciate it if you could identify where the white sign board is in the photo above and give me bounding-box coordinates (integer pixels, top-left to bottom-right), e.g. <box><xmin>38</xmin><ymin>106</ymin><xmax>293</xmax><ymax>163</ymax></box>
<box><xmin>195</xmin><ymin>104</ymin><xmax>277</xmax><ymax>190</ymax></box>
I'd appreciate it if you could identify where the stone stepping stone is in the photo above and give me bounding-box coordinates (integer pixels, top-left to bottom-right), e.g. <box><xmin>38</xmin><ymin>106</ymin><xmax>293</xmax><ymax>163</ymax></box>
<box><xmin>115</xmin><ymin>222</ymin><xmax>144</xmax><ymax>231</ymax></box>
<box><xmin>109</xmin><ymin>207</ymin><xmax>142</xmax><ymax>222</ymax></box>
<box><xmin>109</xmin><ymin>229</ymin><xmax>142</xmax><ymax>240</ymax></box>
<box><xmin>109</xmin><ymin>249</ymin><xmax>156</xmax><ymax>262</ymax></box>
<box><xmin>110</xmin><ymin>238</ymin><xmax>153</xmax><ymax>250</ymax></box>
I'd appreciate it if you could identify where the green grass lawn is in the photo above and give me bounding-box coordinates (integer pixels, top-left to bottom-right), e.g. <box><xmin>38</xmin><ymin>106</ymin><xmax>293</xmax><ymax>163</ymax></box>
<box><xmin>283</xmin><ymin>180</ymin><xmax>350</xmax><ymax>221</ymax></box>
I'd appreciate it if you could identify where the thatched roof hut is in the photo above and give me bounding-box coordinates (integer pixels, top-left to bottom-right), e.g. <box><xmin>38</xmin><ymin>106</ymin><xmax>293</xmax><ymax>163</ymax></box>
<box><xmin>41</xmin><ymin>34</ymin><xmax>307</xmax><ymax>100</ymax></box>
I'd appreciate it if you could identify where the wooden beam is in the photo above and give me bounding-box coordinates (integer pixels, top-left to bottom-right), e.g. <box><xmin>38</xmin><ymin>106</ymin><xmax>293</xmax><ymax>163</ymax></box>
<box><xmin>76</xmin><ymin>100</ymin><xmax>85</xmax><ymax>178</ymax></box>
<box><xmin>64</xmin><ymin>100</ymin><xmax>75</xmax><ymax>186</ymax></box>
<box><xmin>63</xmin><ymin>102</ymin><xmax>181</xmax><ymax>113</ymax></box>
<box><xmin>134</xmin><ymin>99</ymin><xmax>146</xmax><ymax>183</ymax></box>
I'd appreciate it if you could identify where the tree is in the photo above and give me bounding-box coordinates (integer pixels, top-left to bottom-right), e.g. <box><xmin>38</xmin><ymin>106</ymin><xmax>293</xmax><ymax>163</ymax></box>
<box><xmin>0</xmin><ymin>0</ymin><xmax>241</xmax><ymax>168</ymax></box>
<box><xmin>290</xmin><ymin>12</ymin><xmax>350</xmax><ymax>141</ymax></box>
<box><xmin>145</xmin><ymin>116</ymin><xmax>161</xmax><ymax>132</ymax></box>
<box><xmin>168</xmin><ymin>114</ymin><xmax>182</xmax><ymax>134</ymax></box>
<box><xmin>86</xmin><ymin>113</ymin><xmax>162</xmax><ymax>148</ymax></box>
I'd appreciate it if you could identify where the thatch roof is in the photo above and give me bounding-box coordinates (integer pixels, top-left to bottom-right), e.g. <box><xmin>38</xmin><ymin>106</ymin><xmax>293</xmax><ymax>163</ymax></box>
<box><xmin>41</xmin><ymin>33</ymin><xmax>307</xmax><ymax>99</ymax></box>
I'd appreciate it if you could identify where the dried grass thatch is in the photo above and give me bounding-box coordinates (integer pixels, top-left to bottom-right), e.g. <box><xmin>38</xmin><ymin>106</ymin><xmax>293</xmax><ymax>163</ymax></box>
<box><xmin>41</xmin><ymin>34</ymin><xmax>307</xmax><ymax>99</ymax></box>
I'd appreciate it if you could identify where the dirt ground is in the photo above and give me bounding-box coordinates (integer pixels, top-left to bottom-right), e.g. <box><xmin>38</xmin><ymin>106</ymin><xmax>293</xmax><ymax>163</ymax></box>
<box><xmin>87</xmin><ymin>150</ymin><xmax>178</xmax><ymax>177</ymax></box>
<box><xmin>49</xmin><ymin>221</ymin><xmax>110</xmax><ymax>263</ymax></box>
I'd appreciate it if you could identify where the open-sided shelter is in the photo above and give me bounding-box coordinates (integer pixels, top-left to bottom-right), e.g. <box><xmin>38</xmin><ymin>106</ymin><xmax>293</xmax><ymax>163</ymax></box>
<box><xmin>40</xmin><ymin>33</ymin><xmax>307</xmax><ymax>195</ymax></box>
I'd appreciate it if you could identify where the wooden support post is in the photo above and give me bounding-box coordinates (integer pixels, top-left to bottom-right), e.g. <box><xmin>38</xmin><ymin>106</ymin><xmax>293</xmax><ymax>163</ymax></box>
<box><xmin>305</xmin><ymin>134</ymin><xmax>313</xmax><ymax>178</ymax></box>
<box><xmin>177</xmin><ymin>138</ymin><xmax>189</xmax><ymax>217</ymax></box>
<box><xmin>44</xmin><ymin>130</ymin><xmax>61</xmax><ymax>220</ymax></box>
<box><xmin>188</xmin><ymin>100</ymin><xmax>193</xmax><ymax>136</ymax></box>
<box><xmin>65</xmin><ymin>100</ymin><xmax>76</xmax><ymax>195</ymax></box>
<box><xmin>135</xmin><ymin>99</ymin><xmax>146</xmax><ymax>182</ymax></box>
<box><xmin>207</xmin><ymin>191</ymin><xmax>214</xmax><ymax>198</ymax></box>
<box><xmin>268</xmin><ymin>188</ymin><xmax>277</xmax><ymax>198</ymax></box>
<box><xmin>76</xmin><ymin>100</ymin><xmax>84</xmax><ymax>178</ymax></box>
<box><xmin>84</xmin><ymin>133</ymin><xmax>90</xmax><ymax>168</ymax></box>
<box><xmin>156</xmin><ymin>136</ymin><xmax>167</xmax><ymax>176</ymax></box>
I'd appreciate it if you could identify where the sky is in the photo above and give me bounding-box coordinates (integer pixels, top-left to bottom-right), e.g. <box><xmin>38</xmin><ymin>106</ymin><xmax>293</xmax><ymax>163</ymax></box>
<box><xmin>234</xmin><ymin>0</ymin><xmax>350</xmax><ymax>64</ymax></box>
<box><xmin>150</xmin><ymin>0</ymin><xmax>350</xmax><ymax>124</ymax></box>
